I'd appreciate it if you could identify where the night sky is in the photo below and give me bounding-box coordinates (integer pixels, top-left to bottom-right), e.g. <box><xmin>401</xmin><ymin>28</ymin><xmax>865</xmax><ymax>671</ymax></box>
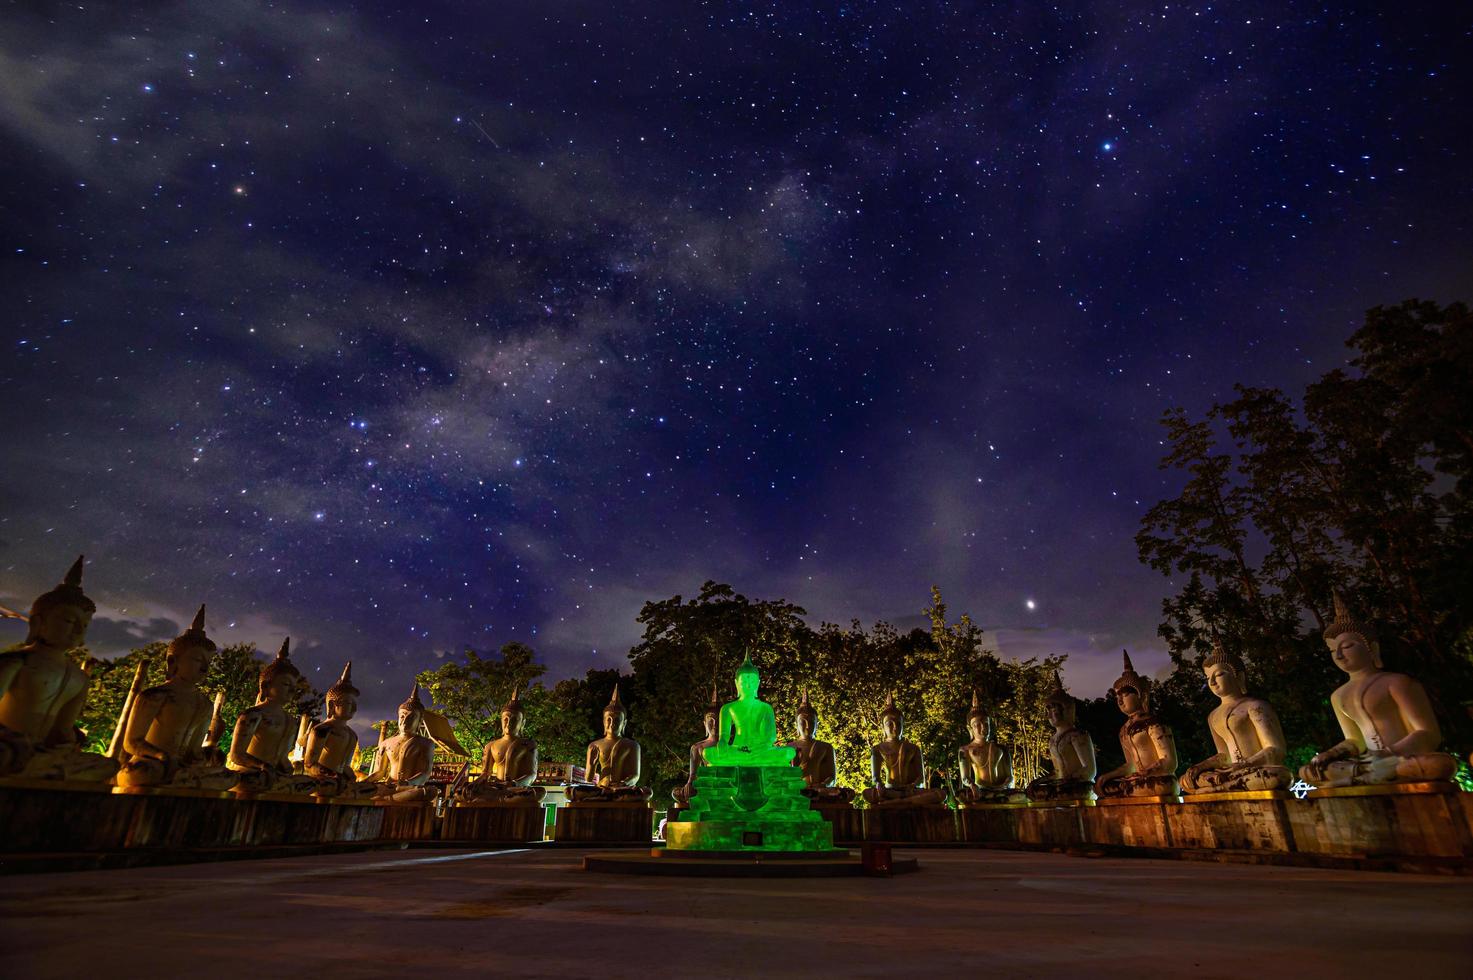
<box><xmin>2</xmin><ymin>3</ymin><xmax>1470</xmax><ymax>723</ymax></box>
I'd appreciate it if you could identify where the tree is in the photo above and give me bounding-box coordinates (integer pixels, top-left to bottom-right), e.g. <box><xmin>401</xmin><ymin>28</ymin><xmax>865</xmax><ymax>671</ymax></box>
<box><xmin>415</xmin><ymin>642</ymin><xmax>546</xmax><ymax>759</ymax></box>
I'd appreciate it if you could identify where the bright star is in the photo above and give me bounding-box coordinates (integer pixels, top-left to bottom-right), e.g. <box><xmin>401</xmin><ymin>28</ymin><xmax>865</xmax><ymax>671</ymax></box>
<box><xmin>1026</xmin><ymin>599</ymin><xmax>1037</xmax><ymax>611</ymax></box>
<box><xmin>1101</xmin><ymin>141</ymin><xmax>1114</xmax><ymax>153</ymax></box>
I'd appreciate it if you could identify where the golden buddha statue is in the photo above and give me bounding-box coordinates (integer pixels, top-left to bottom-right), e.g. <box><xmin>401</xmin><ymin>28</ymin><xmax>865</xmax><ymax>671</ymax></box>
<box><xmin>116</xmin><ymin>605</ymin><xmax>238</xmax><ymax>790</ymax></box>
<box><xmin>0</xmin><ymin>556</ymin><xmax>118</xmax><ymax>782</ymax></box>
<box><xmin>568</xmin><ymin>684</ymin><xmax>651</xmax><ymax>803</ymax></box>
<box><xmin>459</xmin><ymin>686</ymin><xmax>545</xmax><ymax>803</ymax></box>
<box><xmin>1025</xmin><ymin>672</ymin><xmax>1098</xmax><ymax>802</ymax></box>
<box><xmin>671</xmin><ymin>685</ymin><xmax>722</xmax><ymax>809</ymax></box>
<box><xmin>956</xmin><ymin>691</ymin><xmax>1024</xmax><ymax>804</ymax></box>
<box><xmin>1095</xmin><ymin>650</ymin><xmax>1179</xmax><ymax>799</ymax></box>
<box><xmin>1298</xmin><ymin>594</ymin><xmax>1456</xmax><ymax>788</ymax></box>
<box><xmin>862</xmin><ymin>693</ymin><xmax>947</xmax><ymax>807</ymax></box>
<box><xmin>226</xmin><ymin>638</ymin><xmax>320</xmax><ymax>793</ymax></box>
<box><xmin>303</xmin><ymin>662</ymin><xmax>377</xmax><ymax>797</ymax></box>
<box><xmin>1181</xmin><ymin>638</ymin><xmax>1291</xmax><ymax>794</ymax></box>
<box><xmin>785</xmin><ymin>690</ymin><xmax>855</xmax><ymax>804</ymax></box>
<box><xmin>369</xmin><ymin>682</ymin><xmax>440</xmax><ymax>802</ymax></box>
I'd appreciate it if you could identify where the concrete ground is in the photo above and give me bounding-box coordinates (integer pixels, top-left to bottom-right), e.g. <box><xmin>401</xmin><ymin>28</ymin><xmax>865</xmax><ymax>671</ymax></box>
<box><xmin>1</xmin><ymin>847</ymin><xmax>1469</xmax><ymax>978</ymax></box>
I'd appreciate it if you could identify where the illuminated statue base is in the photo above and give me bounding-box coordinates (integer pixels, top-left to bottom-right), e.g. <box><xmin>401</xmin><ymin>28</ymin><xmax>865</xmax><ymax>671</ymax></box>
<box><xmin>663</xmin><ymin>764</ymin><xmax>844</xmax><ymax>854</ymax></box>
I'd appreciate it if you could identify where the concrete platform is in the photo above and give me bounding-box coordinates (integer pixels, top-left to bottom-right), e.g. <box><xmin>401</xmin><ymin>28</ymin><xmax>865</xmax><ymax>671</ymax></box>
<box><xmin>0</xmin><ymin>847</ymin><xmax>1469</xmax><ymax>977</ymax></box>
<box><xmin>584</xmin><ymin>848</ymin><xmax>912</xmax><ymax>877</ymax></box>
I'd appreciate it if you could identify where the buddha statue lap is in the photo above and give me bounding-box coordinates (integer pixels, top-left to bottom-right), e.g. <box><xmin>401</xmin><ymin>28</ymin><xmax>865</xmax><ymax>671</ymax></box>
<box><xmin>226</xmin><ymin>638</ymin><xmax>320</xmax><ymax>794</ymax></box>
<box><xmin>1181</xmin><ymin>638</ymin><xmax>1290</xmax><ymax>794</ymax></box>
<box><xmin>459</xmin><ymin>686</ymin><xmax>545</xmax><ymax>804</ymax></box>
<box><xmin>785</xmin><ymin>690</ymin><xmax>855</xmax><ymax>805</ymax></box>
<box><xmin>671</xmin><ymin>686</ymin><xmax>721</xmax><ymax>810</ymax></box>
<box><xmin>0</xmin><ymin>556</ymin><xmax>119</xmax><ymax>783</ymax></box>
<box><xmin>303</xmin><ymin>662</ymin><xmax>378</xmax><ymax>798</ymax></box>
<box><xmin>116</xmin><ymin>605</ymin><xmax>238</xmax><ymax>791</ymax></box>
<box><xmin>567</xmin><ymin>685</ymin><xmax>651</xmax><ymax>804</ymax></box>
<box><xmin>1095</xmin><ymin>651</ymin><xmax>1180</xmax><ymax>799</ymax></box>
<box><xmin>862</xmin><ymin>693</ymin><xmax>947</xmax><ymax>808</ymax></box>
<box><xmin>1024</xmin><ymin>672</ymin><xmax>1098</xmax><ymax>802</ymax></box>
<box><xmin>957</xmin><ymin>692</ymin><xmax>1025</xmax><ymax>804</ymax></box>
<box><xmin>368</xmin><ymin>683</ymin><xmax>441</xmax><ymax>803</ymax></box>
<box><xmin>1298</xmin><ymin>594</ymin><xmax>1456</xmax><ymax>789</ymax></box>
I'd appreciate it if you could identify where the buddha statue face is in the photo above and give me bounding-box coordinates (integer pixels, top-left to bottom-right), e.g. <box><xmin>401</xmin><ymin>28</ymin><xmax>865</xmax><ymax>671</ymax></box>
<box><xmin>502</xmin><ymin>705</ymin><xmax>525</xmax><ymax>738</ymax></box>
<box><xmin>795</xmin><ymin>710</ymin><xmax>816</xmax><ymax>741</ymax></box>
<box><xmin>398</xmin><ymin>703</ymin><xmax>423</xmax><ymax>737</ymax></box>
<box><xmin>1116</xmin><ymin>685</ymin><xmax>1143</xmax><ymax>715</ymax></box>
<box><xmin>1329</xmin><ymin>630</ymin><xmax>1381</xmax><ymax>673</ymax></box>
<box><xmin>327</xmin><ymin>692</ymin><xmax>358</xmax><ymax>723</ymax></box>
<box><xmin>1205</xmin><ymin>662</ymin><xmax>1245</xmax><ymax>699</ymax></box>
<box><xmin>261</xmin><ymin>673</ymin><xmax>297</xmax><ymax>707</ymax></box>
<box><xmin>167</xmin><ymin>639</ymin><xmax>213</xmax><ymax>685</ymax></box>
<box><xmin>1045</xmin><ymin>697</ymin><xmax>1074</xmax><ymax>728</ymax></box>
<box><xmin>735</xmin><ymin>668</ymin><xmax>759</xmax><ymax>700</ymax></box>
<box><xmin>880</xmin><ymin>712</ymin><xmax>902</xmax><ymax>741</ymax></box>
<box><xmin>31</xmin><ymin>601</ymin><xmax>92</xmax><ymax>650</ymax></box>
<box><xmin>967</xmin><ymin>711</ymin><xmax>991</xmax><ymax>743</ymax></box>
<box><xmin>602</xmin><ymin>707</ymin><xmax>627</xmax><ymax>738</ymax></box>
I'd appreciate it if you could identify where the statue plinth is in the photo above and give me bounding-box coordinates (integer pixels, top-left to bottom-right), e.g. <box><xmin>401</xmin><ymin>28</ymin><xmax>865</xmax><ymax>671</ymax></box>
<box><xmin>664</xmin><ymin>763</ymin><xmax>840</xmax><ymax>853</ymax></box>
<box><xmin>444</xmin><ymin>800</ymin><xmax>546</xmax><ymax>842</ymax></box>
<box><xmin>1303</xmin><ymin>779</ymin><xmax>1456</xmax><ymax>799</ymax></box>
<box><xmin>554</xmin><ymin>801</ymin><xmax>653</xmax><ymax>842</ymax></box>
<box><xmin>863</xmin><ymin>804</ymin><xmax>957</xmax><ymax>843</ymax></box>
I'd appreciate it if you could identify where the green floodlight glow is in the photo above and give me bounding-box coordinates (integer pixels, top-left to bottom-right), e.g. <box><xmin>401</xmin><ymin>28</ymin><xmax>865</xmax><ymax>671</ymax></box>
<box><xmin>664</xmin><ymin>652</ymin><xmax>842</xmax><ymax>853</ymax></box>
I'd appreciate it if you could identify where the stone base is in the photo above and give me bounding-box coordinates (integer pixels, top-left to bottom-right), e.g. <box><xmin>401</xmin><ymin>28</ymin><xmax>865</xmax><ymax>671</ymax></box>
<box><xmin>664</xmin><ymin>817</ymin><xmax>834</xmax><ymax>852</ymax></box>
<box><xmin>554</xmin><ymin>802</ymin><xmax>653</xmax><ymax>843</ymax></box>
<box><xmin>1083</xmin><ymin>796</ymin><xmax>1176</xmax><ymax>848</ymax></box>
<box><xmin>375</xmin><ymin>801</ymin><xmax>439</xmax><ymax>841</ymax></box>
<box><xmin>1174</xmin><ymin>791</ymin><xmax>1293</xmax><ymax>851</ymax></box>
<box><xmin>811</xmin><ymin>803</ymin><xmax>865</xmax><ymax>844</ymax></box>
<box><xmin>1017</xmin><ymin>802</ymin><xmax>1088</xmax><ymax>846</ymax></box>
<box><xmin>958</xmin><ymin>802</ymin><xmax>1028</xmax><ymax>843</ymax></box>
<box><xmin>442</xmin><ymin>801</ymin><xmax>545</xmax><ymax>842</ymax></box>
<box><xmin>1288</xmin><ymin>782</ymin><xmax>1470</xmax><ymax>858</ymax></box>
<box><xmin>0</xmin><ymin>780</ymin><xmax>140</xmax><ymax>852</ymax></box>
<box><xmin>584</xmin><ymin>849</ymin><xmax>915</xmax><ymax>877</ymax></box>
<box><xmin>863</xmin><ymin>805</ymin><xmax>957</xmax><ymax>842</ymax></box>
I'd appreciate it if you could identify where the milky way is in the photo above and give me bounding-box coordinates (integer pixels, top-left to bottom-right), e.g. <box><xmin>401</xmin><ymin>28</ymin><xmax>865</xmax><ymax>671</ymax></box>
<box><xmin>2</xmin><ymin>2</ymin><xmax>1470</xmax><ymax>720</ymax></box>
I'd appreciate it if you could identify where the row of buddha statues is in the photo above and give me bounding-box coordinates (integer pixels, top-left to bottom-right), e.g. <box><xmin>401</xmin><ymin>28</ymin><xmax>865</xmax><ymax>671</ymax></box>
<box><xmin>0</xmin><ymin>558</ymin><xmax>1461</xmax><ymax>810</ymax></box>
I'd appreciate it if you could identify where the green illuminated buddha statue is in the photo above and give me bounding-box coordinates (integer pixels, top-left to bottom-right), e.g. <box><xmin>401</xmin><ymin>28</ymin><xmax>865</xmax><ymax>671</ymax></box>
<box><xmin>0</xmin><ymin>556</ymin><xmax>118</xmax><ymax>782</ymax></box>
<box><xmin>227</xmin><ymin>638</ymin><xmax>320</xmax><ymax>794</ymax></box>
<box><xmin>369</xmin><ymin>683</ymin><xmax>441</xmax><ymax>802</ymax></box>
<box><xmin>1025</xmin><ymin>672</ymin><xmax>1097</xmax><ymax>802</ymax></box>
<box><xmin>672</xmin><ymin>685</ymin><xmax>722</xmax><ymax>810</ymax></box>
<box><xmin>665</xmin><ymin>653</ymin><xmax>837</xmax><ymax>852</ymax></box>
<box><xmin>303</xmin><ymin>662</ymin><xmax>378</xmax><ymax>797</ymax></box>
<box><xmin>786</xmin><ymin>690</ymin><xmax>855</xmax><ymax>804</ymax></box>
<box><xmin>957</xmin><ymin>691</ymin><xmax>1025</xmax><ymax>804</ymax></box>
<box><xmin>1181</xmin><ymin>638</ymin><xmax>1291</xmax><ymax>794</ymax></box>
<box><xmin>459</xmin><ymin>686</ymin><xmax>545</xmax><ymax>803</ymax></box>
<box><xmin>1298</xmin><ymin>594</ymin><xmax>1456</xmax><ymax>788</ymax></box>
<box><xmin>116</xmin><ymin>605</ymin><xmax>238</xmax><ymax>791</ymax></box>
<box><xmin>862</xmin><ymin>693</ymin><xmax>947</xmax><ymax>807</ymax></box>
<box><xmin>568</xmin><ymin>685</ymin><xmax>650</xmax><ymax>803</ymax></box>
<box><xmin>1095</xmin><ymin>650</ymin><xmax>1179</xmax><ymax>799</ymax></box>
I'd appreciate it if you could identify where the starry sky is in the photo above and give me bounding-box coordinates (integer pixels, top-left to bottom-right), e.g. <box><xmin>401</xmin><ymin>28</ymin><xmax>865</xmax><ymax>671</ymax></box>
<box><xmin>2</xmin><ymin>2</ymin><xmax>1470</xmax><ymax>723</ymax></box>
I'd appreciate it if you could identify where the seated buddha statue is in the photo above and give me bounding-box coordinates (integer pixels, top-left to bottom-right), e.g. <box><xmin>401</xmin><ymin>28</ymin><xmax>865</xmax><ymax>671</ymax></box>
<box><xmin>671</xmin><ymin>685</ymin><xmax>722</xmax><ymax>809</ymax></box>
<box><xmin>0</xmin><ymin>556</ymin><xmax>118</xmax><ymax>782</ymax></box>
<box><xmin>303</xmin><ymin>662</ymin><xmax>377</xmax><ymax>798</ymax></box>
<box><xmin>459</xmin><ymin>686</ymin><xmax>545</xmax><ymax>803</ymax></box>
<box><xmin>956</xmin><ymin>691</ymin><xmax>1024</xmax><ymax>804</ymax></box>
<box><xmin>1025</xmin><ymin>672</ymin><xmax>1098</xmax><ymax>802</ymax></box>
<box><xmin>116</xmin><ymin>605</ymin><xmax>238</xmax><ymax>790</ymax></box>
<box><xmin>1298</xmin><ymin>594</ymin><xmax>1456</xmax><ymax>788</ymax></box>
<box><xmin>785</xmin><ymin>690</ymin><xmax>855</xmax><ymax>804</ymax></box>
<box><xmin>1095</xmin><ymin>650</ymin><xmax>1180</xmax><ymax>799</ymax></box>
<box><xmin>705</xmin><ymin>653</ymin><xmax>796</xmax><ymax>767</ymax></box>
<box><xmin>568</xmin><ymin>684</ymin><xmax>651</xmax><ymax>803</ymax></box>
<box><xmin>226</xmin><ymin>638</ymin><xmax>320</xmax><ymax>794</ymax></box>
<box><xmin>369</xmin><ymin>683</ymin><xmax>441</xmax><ymax>802</ymax></box>
<box><xmin>862</xmin><ymin>693</ymin><xmax>947</xmax><ymax>807</ymax></box>
<box><xmin>1181</xmin><ymin>638</ymin><xmax>1291</xmax><ymax>794</ymax></box>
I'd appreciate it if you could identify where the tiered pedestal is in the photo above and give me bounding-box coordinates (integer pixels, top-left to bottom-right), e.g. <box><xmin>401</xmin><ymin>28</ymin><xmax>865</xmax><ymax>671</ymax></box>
<box><xmin>443</xmin><ymin>801</ymin><xmax>545</xmax><ymax>842</ymax></box>
<box><xmin>864</xmin><ymin>804</ymin><xmax>957</xmax><ymax>842</ymax></box>
<box><xmin>1083</xmin><ymin>794</ymin><xmax>1180</xmax><ymax>849</ymax></box>
<box><xmin>959</xmin><ymin>801</ymin><xmax>1029</xmax><ymax>842</ymax></box>
<box><xmin>1288</xmin><ymin>781</ymin><xmax>1471</xmax><ymax>858</ymax></box>
<box><xmin>554</xmin><ymin>802</ymin><xmax>653</xmax><ymax>843</ymax></box>
<box><xmin>1174</xmin><ymin>790</ymin><xmax>1294</xmax><ymax>851</ymax></box>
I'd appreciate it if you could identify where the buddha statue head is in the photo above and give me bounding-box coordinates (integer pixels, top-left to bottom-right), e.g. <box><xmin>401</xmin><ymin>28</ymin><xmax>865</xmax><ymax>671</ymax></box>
<box><xmin>501</xmin><ymin>685</ymin><xmax>526</xmax><ymax>738</ymax></box>
<box><xmin>165</xmin><ymin>605</ymin><xmax>217</xmax><ymax>683</ymax></box>
<box><xmin>326</xmin><ymin>662</ymin><xmax>358</xmax><ymax>722</ymax></box>
<box><xmin>258</xmin><ymin>637</ymin><xmax>303</xmax><ymax>706</ymax></box>
<box><xmin>734</xmin><ymin>651</ymin><xmax>760</xmax><ymax>700</ymax></box>
<box><xmin>1112</xmin><ymin>650</ymin><xmax>1150</xmax><ymax>715</ymax></box>
<box><xmin>1203</xmin><ymin>636</ymin><xmax>1248</xmax><ymax>698</ymax></box>
<box><xmin>702</xmin><ymin>684</ymin><xmax>721</xmax><ymax>739</ymax></box>
<box><xmin>1045</xmin><ymin>671</ymin><xmax>1076</xmax><ymax>728</ymax></box>
<box><xmin>398</xmin><ymin>682</ymin><xmax>427</xmax><ymax>736</ymax></box>
<box><xmin>26</xmin><ymin>555</ymin><xmax>96</xmax><ymax>649</ymax></box>
<box><xmin>601</xmin><ymin>684</ymin><xmax>628</xmax><ymax>738</ymax></box>
<box><xmin>966</xmin><ymin>690</ymin><xmax>992</xmax><ymax>742</ymax></box>
<box><xmin>795</xmin><ymin>689</ymin><xmax>819</xmax><ymax>741</ymax></box>
<box><xmin>1323</xmin><ymin>592</ymin><xmax>1382</xmax><ymax>672</ymax></box>
<box><xmin>878</xmin><ymin>691</ymin><xmax>904</xmax><ymax>740</ymax></box>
